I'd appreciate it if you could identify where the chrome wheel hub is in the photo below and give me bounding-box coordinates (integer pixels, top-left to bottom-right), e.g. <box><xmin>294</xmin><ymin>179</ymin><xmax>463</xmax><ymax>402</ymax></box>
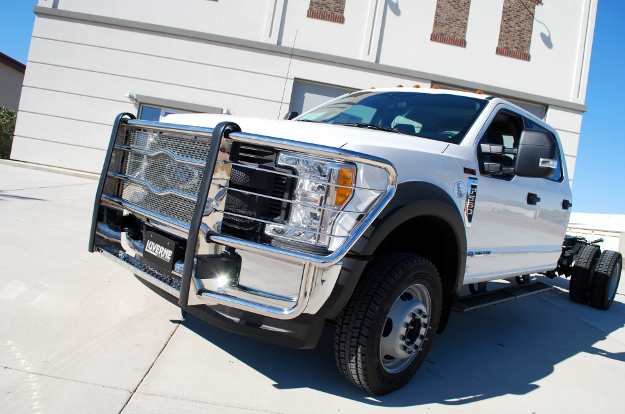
<box><xmin>379</xmin><ymin>283</ymin><xmax>431</xmax><ymax>373</ymax></box>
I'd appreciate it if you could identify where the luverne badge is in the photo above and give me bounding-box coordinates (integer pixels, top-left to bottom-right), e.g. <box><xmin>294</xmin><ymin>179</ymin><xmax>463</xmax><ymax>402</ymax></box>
<box><xmin>143</xmin><ymin>231</ymin><xmax>177</xmax><ymax>271</ymax></box>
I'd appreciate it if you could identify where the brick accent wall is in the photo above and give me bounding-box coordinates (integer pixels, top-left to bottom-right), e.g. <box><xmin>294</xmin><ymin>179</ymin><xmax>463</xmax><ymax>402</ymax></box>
<box><xmin>430</xmin><ymin>0</ymin><xmax>472</xmax><ymax>48</ymax></box>
<box><xmin>307</xmin><ymin>0</ymin><xmax>346</xmax><ymax>24</ymax></box>
<box><xmin>496</xmin><ymin>0</ymin><xmax>541</xmax><ymax>61</ymax></box>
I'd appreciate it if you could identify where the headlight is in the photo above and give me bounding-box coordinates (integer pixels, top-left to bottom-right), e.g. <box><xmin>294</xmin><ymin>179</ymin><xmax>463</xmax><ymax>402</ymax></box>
<box><xmin>265</xmin><ymin>152</ymin><xmax>356</xmax><ymax>247</ymax></box>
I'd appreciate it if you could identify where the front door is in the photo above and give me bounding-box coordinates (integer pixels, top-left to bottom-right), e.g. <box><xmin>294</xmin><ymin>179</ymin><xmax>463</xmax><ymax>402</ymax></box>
<box><xmin>464</xmin><ymin>107</ymin><xmax>559</xmax><ymax>282</ymax></box>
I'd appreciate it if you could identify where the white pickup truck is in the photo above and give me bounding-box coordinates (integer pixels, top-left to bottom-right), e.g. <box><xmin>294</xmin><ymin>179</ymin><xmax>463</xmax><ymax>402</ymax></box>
<box><xmin>88</xmin><ymin>88</ymin><xmax>622</xmax><ymax>395</ymax></box>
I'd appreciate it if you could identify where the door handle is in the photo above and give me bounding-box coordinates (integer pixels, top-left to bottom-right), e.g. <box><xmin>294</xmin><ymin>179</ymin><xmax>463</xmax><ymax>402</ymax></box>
<box><xmin>562</xmin><ymin>199</ymin><xmax>572</xmax><ymax>210</ymax></box>
<box><xmin>527</xmin><ymin>193</ymin><xmax>540</xmax><ymax>205</ymax></box>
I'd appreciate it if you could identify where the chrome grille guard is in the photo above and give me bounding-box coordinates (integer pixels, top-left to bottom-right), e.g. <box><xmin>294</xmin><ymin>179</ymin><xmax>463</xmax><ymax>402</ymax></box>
<box><xmin>89</xmin><ymin>114</ymin><xmax>397</xmax><ymax>319</ymax></box>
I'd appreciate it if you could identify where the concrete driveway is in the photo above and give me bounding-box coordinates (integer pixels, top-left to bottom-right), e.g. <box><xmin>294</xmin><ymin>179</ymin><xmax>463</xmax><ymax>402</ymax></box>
<box><xmin>1</xmin><ymin>163</ymin><xmax>624</xmax><ymax>413</ymax></box>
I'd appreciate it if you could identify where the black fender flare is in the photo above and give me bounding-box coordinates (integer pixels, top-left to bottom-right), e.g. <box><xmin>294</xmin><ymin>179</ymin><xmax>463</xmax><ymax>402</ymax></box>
<box><xmin>321</xmin><ymin>181</ymin><xmax>467</xmax><ymax>329</ymax></box>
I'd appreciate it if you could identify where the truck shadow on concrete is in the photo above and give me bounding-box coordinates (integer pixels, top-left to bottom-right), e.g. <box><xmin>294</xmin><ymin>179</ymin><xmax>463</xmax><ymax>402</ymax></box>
<box><xmin>182</xmin><ymin>276</ymin><xmax>625</xmax><ymax>407</ymax></box>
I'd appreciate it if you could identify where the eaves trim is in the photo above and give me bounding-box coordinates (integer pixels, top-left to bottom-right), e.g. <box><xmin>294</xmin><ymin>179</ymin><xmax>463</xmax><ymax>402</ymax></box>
<box><xmin>33</xmin><ymin>6</ymin><xmax>588</xmax><ymax>113</ymax></box>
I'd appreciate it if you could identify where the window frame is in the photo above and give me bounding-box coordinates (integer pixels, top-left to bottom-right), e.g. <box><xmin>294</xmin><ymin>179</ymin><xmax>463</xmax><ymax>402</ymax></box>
<box><xmin>476</xmin><ymin>108</ymin><xmax>524</xmax><ymax>181</ymax></box>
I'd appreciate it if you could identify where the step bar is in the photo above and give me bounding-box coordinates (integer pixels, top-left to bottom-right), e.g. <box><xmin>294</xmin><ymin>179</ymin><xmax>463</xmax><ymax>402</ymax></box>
<box><xmin>452</xmin><ymin>282</ymin><xmax>552</xmax><ymax>312</ymax></box>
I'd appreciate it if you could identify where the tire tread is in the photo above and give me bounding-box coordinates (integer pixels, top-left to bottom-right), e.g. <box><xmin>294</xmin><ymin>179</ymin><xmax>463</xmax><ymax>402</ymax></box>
<box><xmin>589</xmin><ymin>250</ymin><xmax>622</xmax><ymax>310</ymax></box>
<box><xmin>569</xmin><ymin>245</ymin><xmax>600</xmax><ymax>304</ymax></box>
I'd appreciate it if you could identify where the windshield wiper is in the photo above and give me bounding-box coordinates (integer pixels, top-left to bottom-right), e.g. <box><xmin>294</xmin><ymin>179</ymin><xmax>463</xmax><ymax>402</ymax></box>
<box><xmin>334</xmin><ymin>123</ymin><xmax>400</xmax><ymax>133</ymax></box>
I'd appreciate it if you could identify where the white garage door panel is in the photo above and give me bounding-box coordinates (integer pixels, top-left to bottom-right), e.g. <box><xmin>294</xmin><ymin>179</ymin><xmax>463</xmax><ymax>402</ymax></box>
<box><xmin>289</xmin><ymin>80</ymin><xmax>355</xmax><ymax>115</ymax></box>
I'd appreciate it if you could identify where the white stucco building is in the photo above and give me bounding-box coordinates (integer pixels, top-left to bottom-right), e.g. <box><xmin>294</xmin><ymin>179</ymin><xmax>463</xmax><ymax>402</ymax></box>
<box><xmin>12</xmin><ymin>0</ymin><xmax>596</xmax><ymax>182</ymax></box>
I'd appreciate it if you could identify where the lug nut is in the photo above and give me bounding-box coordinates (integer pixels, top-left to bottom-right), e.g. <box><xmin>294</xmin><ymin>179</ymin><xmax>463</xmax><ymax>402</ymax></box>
<box><xmin>401</xmin><ymin>345</ymin><xmax>408</xmax><ymax>351</ymax></box>
<box><xmin>410</xmin><ymin>312</ymin><xmax>417</xmax><ymax>318</ymax></box>
<box><xmin>402</xmin><ymin>322</ymin><xmax>410</xmax><ymax>328</ymax></box>
<box><xmin>399</xmin><ymin>335</ymin><xmax>406</xmax><ymax>341</ymax></box>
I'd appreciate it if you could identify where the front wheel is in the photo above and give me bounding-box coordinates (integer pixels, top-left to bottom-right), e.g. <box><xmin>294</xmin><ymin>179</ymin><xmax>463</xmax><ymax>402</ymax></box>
<box><xmin>334</xmin><ymin>252</ymin><xmax>442</xmax><ymax>395</ymax></box>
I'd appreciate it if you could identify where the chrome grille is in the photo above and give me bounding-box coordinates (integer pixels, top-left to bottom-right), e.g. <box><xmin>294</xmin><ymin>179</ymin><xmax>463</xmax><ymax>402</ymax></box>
<box><xmin>125</xmin><ymin>152</ymin><xmax>203</xmax><ymax>195</ymax></box>
<box><xmin>104</xmin><ymin>125</ymin><xmax>213</xmax><ymax>226</ymax></box>
<box><xmin>121</xmin><ymin>182</ymin><xmax>196</xmax><ymax>225</ymax></box>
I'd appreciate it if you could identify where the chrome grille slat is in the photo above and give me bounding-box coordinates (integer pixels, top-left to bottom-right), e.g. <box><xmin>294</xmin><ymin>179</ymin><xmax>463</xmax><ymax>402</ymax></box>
<box><xmin>128</xmin><ymin>129</ymin><xmax>211</xmax><ymax>161</ymax></box>
<box><xmin>114</xmin><ymin>144</ymin><xmax>206</xmax><ymax>167</ymax></box>
<box><xmin>101</xmin><ymin>194</ymin><xmax>191</xmax><ymax>232</ymax></box>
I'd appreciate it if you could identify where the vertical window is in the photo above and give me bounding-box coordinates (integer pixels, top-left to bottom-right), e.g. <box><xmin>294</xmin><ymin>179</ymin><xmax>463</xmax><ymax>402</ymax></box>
<box><xmin>496</xmin><ymin>0</ymin><xmax>541</xmax><ymax>61</ymax></box>
<box><xmin>139</xmin><ymin>105</ymin><xmax>190</xmax><ymax>122</ymax></box>
<box><xmin>430</xmin><ymin>0</ymin><xmax>472</xmax><ymax>48</ymax></box>
<box><xmin>307</xmin><ymin>0</ymin><xmax>346</xmax><ymax>24</ymax></box>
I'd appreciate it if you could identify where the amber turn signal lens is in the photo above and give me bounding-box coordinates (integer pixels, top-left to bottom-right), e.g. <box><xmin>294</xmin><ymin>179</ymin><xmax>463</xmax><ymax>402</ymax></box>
<box><xmin>335</xmin><ymin>167</ymin><xmax>355</xmax><ymax>206</ymax></box>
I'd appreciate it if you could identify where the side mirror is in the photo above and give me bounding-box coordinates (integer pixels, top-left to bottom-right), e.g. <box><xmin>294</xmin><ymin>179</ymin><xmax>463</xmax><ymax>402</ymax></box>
<box><xmin>515</xmin><ymin>130</ymin><xmax>557</xmax><ymax>178</ymax></box>
<box><xmin>284</xmin><ymin>112</ymin><xmax>299</xmax><ymax>120</ymax></box>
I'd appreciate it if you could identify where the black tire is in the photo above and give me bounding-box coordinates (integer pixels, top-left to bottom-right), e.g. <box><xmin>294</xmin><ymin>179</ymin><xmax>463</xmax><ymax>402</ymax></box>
<box><xmin>589</xmin><ymin>250</ymin><xmax>622</xmax><ymax>310</ymax></box>
<box><xmin>334</xmin><ymin>252</ymin><xmax>442</xmax><ymax>395</ymax></box>
<box><xmin>569</xmin><ymin>245</ymin><xmax>601</xmax><ymax>304</ymax></box>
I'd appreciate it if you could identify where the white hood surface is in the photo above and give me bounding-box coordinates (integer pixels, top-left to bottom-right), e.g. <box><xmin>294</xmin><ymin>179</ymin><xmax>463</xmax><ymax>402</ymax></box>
<box><xmin>162</xmin><ymin>114</ymin><xmax>449</xmax><ymax>155</ymax></box>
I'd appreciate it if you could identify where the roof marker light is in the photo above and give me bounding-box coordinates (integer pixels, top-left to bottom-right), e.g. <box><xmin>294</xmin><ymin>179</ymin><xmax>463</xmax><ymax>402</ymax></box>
<box><xmin>432</xmin><ymin>85</ymin><xmax>440</xmax><ymax>89</ymax></box>
<box><xmin>397</xmin><ymin>85</ymin><xmax>404</xmax><ymax>87</ymax></box>
<box><xmin>476</xmin><ymin>90</ymin><xmax>484</xmax><ymax>94</ymax></box>
<box><xmin>413</xmin><ymin>85</ymin><xmax>420</xmax><ymax>88</ymax></box>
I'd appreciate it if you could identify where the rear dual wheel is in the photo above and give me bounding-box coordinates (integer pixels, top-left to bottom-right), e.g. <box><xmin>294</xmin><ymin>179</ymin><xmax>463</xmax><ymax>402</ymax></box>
<box><xmin>334</xmin><ymin>252</ymin><xmax>442</xmax><ymax>395</ymax></box>
<box><xmin>590</xmin><ymin>251</ymin><xmax>622</xmax><ymax>310</ymax></box>
<box><xmin>569</xmin><ymin>245</ymin><xmax>601</xmax><ymax>304</ymax></box>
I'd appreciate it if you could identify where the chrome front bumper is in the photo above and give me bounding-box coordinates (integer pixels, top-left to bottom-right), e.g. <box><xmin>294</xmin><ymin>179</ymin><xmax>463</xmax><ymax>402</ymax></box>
<box><xmin>95</xmin><ymin>225</ymin><xmax>342</xmax><ymax>319</ymax></box>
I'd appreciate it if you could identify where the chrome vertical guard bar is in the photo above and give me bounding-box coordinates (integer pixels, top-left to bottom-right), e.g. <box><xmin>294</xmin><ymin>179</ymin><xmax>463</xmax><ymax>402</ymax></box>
<box><xmin>178</xmin><ymin>121</ymin><xmax>241</xmax><ymax>308</ymax></box>
<box><xmin>88</xmin><ymin>112</ymin><xmax>136</xmax><ymax>253</ymax></box>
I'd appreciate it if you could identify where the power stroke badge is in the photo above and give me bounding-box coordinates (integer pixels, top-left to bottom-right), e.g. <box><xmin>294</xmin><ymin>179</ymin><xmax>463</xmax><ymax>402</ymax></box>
<box><xmin>465</xmin><ymin>178</ymin><xmax>478</xmax><ymax>228</ymax></box>
<box><xmin>143</xmin><ymin>231</ymin><xmax>177</xmax><ymax>271</ymax></box>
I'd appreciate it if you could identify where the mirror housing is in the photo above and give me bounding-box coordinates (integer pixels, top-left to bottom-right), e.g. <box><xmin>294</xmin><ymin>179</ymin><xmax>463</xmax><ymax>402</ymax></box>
<box><xmin>514</xmin><ymin>129</ymin><xmax>557</xmax><ymax>179</ymax></box>
<box><xmin>284</xmin><ymin>111</ymin><xmax>299</xmax><ymax>120</ymax></box>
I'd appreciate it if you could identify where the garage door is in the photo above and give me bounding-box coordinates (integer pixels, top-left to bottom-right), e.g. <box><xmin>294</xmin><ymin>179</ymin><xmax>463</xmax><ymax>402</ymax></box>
<box><xmin>288</xmin><ymin>80</ymin><xmax>355</xmax><ymax>115</ymax></box>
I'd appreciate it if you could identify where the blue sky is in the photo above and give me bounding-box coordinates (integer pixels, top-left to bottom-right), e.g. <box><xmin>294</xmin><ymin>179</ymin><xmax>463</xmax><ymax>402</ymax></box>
<box><xmin>0</xmin><ymin>1</ymin><xmax>623</xmax><ymax>214</ymax></box>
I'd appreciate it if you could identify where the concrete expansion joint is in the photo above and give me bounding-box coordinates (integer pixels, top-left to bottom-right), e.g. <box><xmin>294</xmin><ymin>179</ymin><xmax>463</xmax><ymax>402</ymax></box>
<box><xmin>118</xmin><ymin>323</ymin><xmax>181</xmax><ymax>414</ymax></box>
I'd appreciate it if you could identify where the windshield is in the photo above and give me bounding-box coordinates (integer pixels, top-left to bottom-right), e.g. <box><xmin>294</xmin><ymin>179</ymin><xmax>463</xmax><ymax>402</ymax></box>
<box><xmin>297</xmin><ymin>91</ymin><xmax>488</xmax><ymax>144</ymax></box>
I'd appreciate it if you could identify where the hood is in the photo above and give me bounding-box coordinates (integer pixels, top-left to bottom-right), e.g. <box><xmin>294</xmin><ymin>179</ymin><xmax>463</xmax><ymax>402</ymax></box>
<box><xmin>162</xmin><ymin>113</ymin><xmax>449</xmax><ymax>154</ymax></box>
